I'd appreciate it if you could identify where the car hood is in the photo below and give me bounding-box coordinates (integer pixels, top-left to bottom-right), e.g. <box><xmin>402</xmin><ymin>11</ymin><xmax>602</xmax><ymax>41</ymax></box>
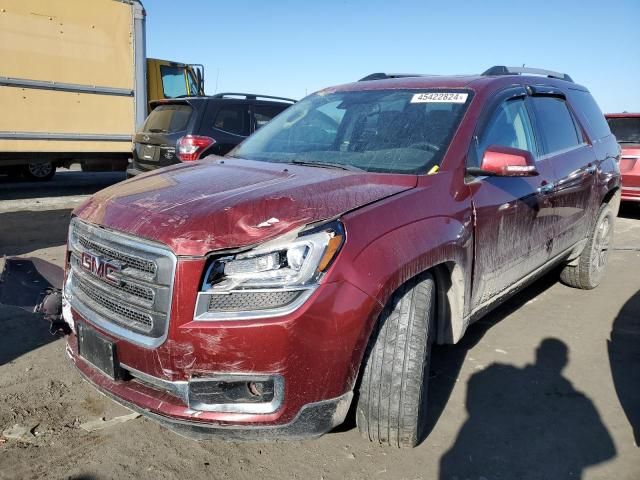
<box><xmin>74</xmin><ymin>158</ymin><xmax>417</xmax><ymax>256</ymax></box>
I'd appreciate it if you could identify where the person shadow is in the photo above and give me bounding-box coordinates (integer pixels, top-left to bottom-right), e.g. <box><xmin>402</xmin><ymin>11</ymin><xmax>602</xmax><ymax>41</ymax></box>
<box><xmin>608</xmin><ymin>289</ymin><xmax>640</xmax><ymax>447</ymax></box>
<box><xmin>439</xmin><ymin>338</ymin><xmax>616</xmax><ymax>480</ymax></box>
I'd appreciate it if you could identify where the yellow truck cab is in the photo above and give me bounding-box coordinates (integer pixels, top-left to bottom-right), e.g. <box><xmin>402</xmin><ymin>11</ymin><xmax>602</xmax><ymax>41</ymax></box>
<box><xmin>147</xmin><ymin>59</ymin><xmax>204</xmax><ymax>101</ymax></box>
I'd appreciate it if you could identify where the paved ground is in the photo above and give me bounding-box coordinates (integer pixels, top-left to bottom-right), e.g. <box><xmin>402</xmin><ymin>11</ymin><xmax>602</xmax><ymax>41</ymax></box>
<box><xmin>0</xmin><ymin>170</ymin><xmax>638</xmax><ymax>480</ymax></box>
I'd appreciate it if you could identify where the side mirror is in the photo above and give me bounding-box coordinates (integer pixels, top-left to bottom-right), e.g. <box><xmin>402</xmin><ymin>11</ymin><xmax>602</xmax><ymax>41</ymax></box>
<box><xmin>469</xmin><ymin>145</ymin><xmax>538</xmax><ymax>177</ymax></box>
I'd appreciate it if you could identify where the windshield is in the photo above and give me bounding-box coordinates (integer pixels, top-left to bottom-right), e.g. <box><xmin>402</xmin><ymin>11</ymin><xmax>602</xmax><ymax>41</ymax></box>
<box><xmin>231</xmin><ymin>89</ymin><xmax>472</xmax><ymax>174</ymax></box>
<box><xmin>607</xmin><ymin>117</ymin><xmax>640</xmax><ymax>144</ymax></box>
<box><xmin>160</xmin><ymin>65</ymin><xmax>189</xmax><ymax>98</ymax></box>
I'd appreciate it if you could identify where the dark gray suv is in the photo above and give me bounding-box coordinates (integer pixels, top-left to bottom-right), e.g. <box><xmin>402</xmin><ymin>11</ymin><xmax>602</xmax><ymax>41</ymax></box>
<box><xmin>127</xmin><ymin>93</ymin><xmax>295</xmax><ymax>177</ymax></box>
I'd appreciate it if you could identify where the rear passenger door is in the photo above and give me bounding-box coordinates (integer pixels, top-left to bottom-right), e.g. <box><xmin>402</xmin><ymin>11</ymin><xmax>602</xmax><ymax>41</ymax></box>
<box><xmin>203</xmin><ymin>102</ymin><xmax>250</xmax><ymax>155</ymax></box>
<box><xmin>468</xmin><ymin>88</ymin><xmax>556</xmax><ymax>309</ymax></box>
<box><xmin>528</xmin><ymin>89</ymin><xmax>597</xmax><ymax>256</ymax></box>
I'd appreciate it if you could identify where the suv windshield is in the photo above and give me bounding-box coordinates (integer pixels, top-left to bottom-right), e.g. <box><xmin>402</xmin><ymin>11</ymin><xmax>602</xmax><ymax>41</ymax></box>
<box><xmin>231</xmin><ymin>89</ymin><xmax>472</xmax><ymax>174</ymax></box>
<box><xmin>143</xmin><ymin>104</ymin><xmax>192</xmax><ymax>133</ymax></box>
<box><xmin>607</xmin><ymin>117</ymin><xmax>640</xmax><ymax>144</ymax></box>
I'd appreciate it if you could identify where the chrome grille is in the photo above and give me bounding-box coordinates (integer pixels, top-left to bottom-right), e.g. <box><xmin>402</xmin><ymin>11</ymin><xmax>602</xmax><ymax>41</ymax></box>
<box><xmin>77</xmin><ymin>234</ymin><xmax>157</xmax><ymax>276</ymax></box>
<box><xmin>75</xmin><ymin>275</ymin><xmax>153</xmax><ymax>330</ymax></box>
<box><xmin>65</xmin><ymin>218</ymin><xmax>176</xmax><ymax>348</ymax></box>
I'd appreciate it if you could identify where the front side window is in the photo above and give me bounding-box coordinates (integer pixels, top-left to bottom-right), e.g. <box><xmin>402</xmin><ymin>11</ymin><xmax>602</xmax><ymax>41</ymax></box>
<box><xmin>531</xmin><ymin>97</ymin><xmax>581</xmax><ymax>154</ymax></box>
<box><xmin>607</xmin><ymin>117</ymin><xmax>640</xmax><ymax>144</ymax></box>
<box><xmin>231</xmin><ymin>89</ymin><xmax>472</xmax><ymax>174</ymax></box>
<box><xmin>213</xmin><ymin>105</ymin><xmax>249</xmax><ymax>136</ymax></box>
<box><xmin>160</xmin><ymin>65</ymin><xmax>188</xmax><ymax>98</ymax></box>
<box><xmin>477</xmin><ymin>98</ymin><xmax>537</xmax><ymax>159</ymax></box>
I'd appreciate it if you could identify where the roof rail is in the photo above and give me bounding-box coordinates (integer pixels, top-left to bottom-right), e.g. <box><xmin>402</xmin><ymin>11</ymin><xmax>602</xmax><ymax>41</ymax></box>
<box><xmin>482</xmin><ymin>66</ymin><xmax>574</xmax><ymax>83</ymax></box>
<box><xmin>211</xmin><ymin>92</ymin><xmax>296</xmax><ymax>103</ymax></box>
<box><xmin>358</xmin><ymin>73</ymin><xmax>425</xmax><ymax>82</ymax></box>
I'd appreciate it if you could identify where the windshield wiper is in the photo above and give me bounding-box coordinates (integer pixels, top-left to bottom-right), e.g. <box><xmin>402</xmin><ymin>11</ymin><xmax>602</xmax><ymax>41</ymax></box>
<box><xmin>290</xmin><ymin>160</ymin><xmax>363</xmax><ymax>172</ymax></box>
<box><xmin>148</xmin><ymin>128</ymin><xmax>168</xmax><ymax>133</ymax></box>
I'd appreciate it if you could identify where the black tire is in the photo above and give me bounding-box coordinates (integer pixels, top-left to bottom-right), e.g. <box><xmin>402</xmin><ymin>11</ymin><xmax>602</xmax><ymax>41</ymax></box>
<box><xmin>22</xmin><ymin>162</ymin><xmax>55</xmax><ymax>181</ymax></box>
<box><xmin>560</xmin><ymin>203</ymin><xmax>614</xmax><ymax>289</ymax></box>
<box><xmin>356</xmin><ymin>272</ymin><xmax>436</xmax><ymax>448</ymax></box>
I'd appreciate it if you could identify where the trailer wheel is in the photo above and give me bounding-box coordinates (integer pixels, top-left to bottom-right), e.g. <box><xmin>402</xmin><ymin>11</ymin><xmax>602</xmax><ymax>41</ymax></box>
<box><xmin>23</xmin><ymin>162</ymin><xmax>55</xmax><ymax>181</ymax></box>
<box><xmin>356</xmin><ymin>272</ymin><xmax>436</xmax><ymax>448</ymax></box>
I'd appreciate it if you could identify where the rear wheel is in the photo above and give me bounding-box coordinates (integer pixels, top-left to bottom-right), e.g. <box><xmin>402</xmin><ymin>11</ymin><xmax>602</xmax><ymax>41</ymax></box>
<box><xmin>560</xmin><ymin>203</ymin><xmax>614</xmax><ymax>289</ymax></box>
<box><xmin>23</xmin><ymin>162</ymin><xmax>55</xmax><ymax>181</ymax></box>
<box><xmin>356</xmin><ymin>273</ymin><xmax>436</xmax><ymax>448</ymax></box>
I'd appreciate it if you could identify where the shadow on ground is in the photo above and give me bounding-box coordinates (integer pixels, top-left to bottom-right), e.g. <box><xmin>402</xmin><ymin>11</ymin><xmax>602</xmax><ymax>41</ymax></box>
<box><xmin>0</xmin><ymin>208</ymin><xmax>72</xmax><ymax>256</ymax></box>
<box><xmin>0</xmin><ymin>170</ymin><xmax>125</xmax><ymax>201</ymax></box>
<box><xmin>439</xmin><ymin>338</ymin><xmax>616</xmax><ymax>479</ymax></box>
<box><xmin>608</xmin><ymin>288</ymin><xmax>640</xmax><ymax>447</ymax></box>
<box><xmin>0</xmin><ymin>304</ymin><xmax>60</xmax><ymax>366</ymax></box>
<box><xmin>0</xmin><ymin>257</ymin><xmax>64</xmax><ymax>365</ymax></box>
<box><xmin>618</xmin><ymin>202</ymin><xmax>640</xmax><ymax>220</ymax></box>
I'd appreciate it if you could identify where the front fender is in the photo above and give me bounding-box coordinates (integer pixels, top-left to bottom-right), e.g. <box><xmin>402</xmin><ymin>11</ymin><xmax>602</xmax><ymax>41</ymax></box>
<box><xmin>330</xmin><ymin>184</ymin><xmax>474</xmax><ymax>344</ymax></box>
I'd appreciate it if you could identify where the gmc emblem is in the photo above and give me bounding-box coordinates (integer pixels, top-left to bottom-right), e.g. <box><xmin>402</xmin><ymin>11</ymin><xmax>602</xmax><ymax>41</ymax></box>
<box><xmin>81</xmin><ymin>252</ymin><xmax>122</xmax><ymax>286</ymax></box>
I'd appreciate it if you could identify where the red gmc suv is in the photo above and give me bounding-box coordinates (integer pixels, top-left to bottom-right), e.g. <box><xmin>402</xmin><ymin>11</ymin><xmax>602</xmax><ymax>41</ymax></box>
<box><xmin>61</xmin><ymin>66</ymin><xmax>621</xmax><ymax>447</ymax></box>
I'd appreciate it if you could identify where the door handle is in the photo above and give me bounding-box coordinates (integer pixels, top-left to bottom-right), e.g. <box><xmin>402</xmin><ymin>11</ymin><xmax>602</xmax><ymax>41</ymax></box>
<box><xmin>538</xmin><ymin>183</ymin><xmax>555</xmax><ymax>195</ymax></box>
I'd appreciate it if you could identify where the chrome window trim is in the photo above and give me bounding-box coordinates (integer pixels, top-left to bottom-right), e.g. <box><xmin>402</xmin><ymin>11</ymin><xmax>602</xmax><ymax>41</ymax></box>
<box><xmin>121</xmin><ymin>363</ymin><xmax>284</xmax><ymax>414</ymax></box>
<box><xmin>67</xmin><ymin>218</ymin><xmax>177</xmax><ymax>349</ymax></box>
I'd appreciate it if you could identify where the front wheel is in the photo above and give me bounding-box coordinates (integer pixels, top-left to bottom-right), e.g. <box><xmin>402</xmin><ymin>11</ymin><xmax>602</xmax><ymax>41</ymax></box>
<box><xmin>23</xmin><ymin>162</ymin><xmax>56</xmax><ymax>181</ymax></box>
<box><xmin>560</xmin><ymin>203</ymin><xmax>614</xmax><ymax>289</ymax></box>
<box><xmin>356</xmin><ymin>273</ymin><xmax>436</xmax><ymax>448</ymax></box>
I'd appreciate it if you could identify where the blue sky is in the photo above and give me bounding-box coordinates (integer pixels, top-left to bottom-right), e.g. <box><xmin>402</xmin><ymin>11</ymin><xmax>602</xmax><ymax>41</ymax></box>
<box><xmin>144</xmin><ymin>0</ymin><xmax>640</xmax><ymax>112</ymax></box>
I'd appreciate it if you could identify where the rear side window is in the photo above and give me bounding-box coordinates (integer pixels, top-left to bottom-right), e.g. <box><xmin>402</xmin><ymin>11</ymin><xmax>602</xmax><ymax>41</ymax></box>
<box><xmin>607</xmin><ymin>117</ymin><xmax>640</xmax><ymax>144</ymax></box>
<box><xmin>568</xmin><ymin>90</ymin><xmax>611</xmax><ymax>140</ymax></box>
<box><xmin>213</xmin><ymin>105</ymin><xmax>249</xmax><ymax>136</ymax></box>
<box><xmin>253</xmin><ymin>104</ymin><xmax>288</xmax><ymax>130</ymax></box>
<box><xmin>477</xmin><ymin>98</ymin><xmax>537</xmax><ymax>158</ymax></box>
<box><xmin>530</xmin><ymin>97</ymin><xmax>581</xmax><ymax>154</ymax></box>
<box><xmin>143</xmin><ymin>104</ymin><xmax>192</xmax><ymax>133</ymax></box>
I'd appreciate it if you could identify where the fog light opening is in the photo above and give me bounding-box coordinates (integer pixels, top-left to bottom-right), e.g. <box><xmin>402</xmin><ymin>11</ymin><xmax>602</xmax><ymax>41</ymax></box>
<box><xmin>248</xmin><ymin>381</ymin><xmax>264</xmax><ymax>397</ymax></box>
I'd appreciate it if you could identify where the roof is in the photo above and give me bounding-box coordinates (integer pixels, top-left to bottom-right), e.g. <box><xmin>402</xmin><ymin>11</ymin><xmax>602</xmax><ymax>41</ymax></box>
<box><xmin>325</xmin><ymin>72</ymin><xmax>588</xmax><ymax>97</ymax></box>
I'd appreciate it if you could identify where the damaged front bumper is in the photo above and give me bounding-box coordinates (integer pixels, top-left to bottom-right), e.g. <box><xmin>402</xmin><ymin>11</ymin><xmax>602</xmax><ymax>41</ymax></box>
<box><xmin>67</xmin><ymin>339</ymin><xmax>352</xmax><ymax>441</ymax></box>
<box><xmin>62</xmin><ymin>276</ymin><xmax>378</xmax><ymax>440</ymax></box>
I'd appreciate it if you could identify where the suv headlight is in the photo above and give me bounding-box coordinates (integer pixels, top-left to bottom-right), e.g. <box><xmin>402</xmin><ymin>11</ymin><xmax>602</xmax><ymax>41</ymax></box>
<box><xmin>194</xmin><ymin>221</ymin><xmax>344</xmax><ymax>320</ymax></box>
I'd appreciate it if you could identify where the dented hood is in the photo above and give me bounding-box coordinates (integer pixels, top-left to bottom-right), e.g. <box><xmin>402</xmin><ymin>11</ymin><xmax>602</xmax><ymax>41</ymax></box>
<box><xmin>74</xmin><ymin>158</ymin><xmax>416</xmax><ymax>256</ymax></box>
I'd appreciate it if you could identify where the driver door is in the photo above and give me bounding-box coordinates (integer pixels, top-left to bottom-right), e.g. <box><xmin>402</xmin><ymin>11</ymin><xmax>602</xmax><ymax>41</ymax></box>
<box><xmin>468</xmin><ymin>88</ymin><xmax>556</xmax><ymax>310</ymax></box>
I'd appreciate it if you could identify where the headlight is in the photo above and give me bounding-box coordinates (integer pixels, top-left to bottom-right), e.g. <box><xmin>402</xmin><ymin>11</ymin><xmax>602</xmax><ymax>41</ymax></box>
<box><xmin>194</xmin><ymin>221</ymin><xmax>344</xmax><ymax>321</ymax></box>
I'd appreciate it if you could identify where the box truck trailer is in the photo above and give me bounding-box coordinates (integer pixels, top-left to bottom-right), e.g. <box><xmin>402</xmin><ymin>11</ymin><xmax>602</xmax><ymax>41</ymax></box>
<box><xmin>0</xmin><ymin>0</ymin><xmax>203</xmax><ymax>180</ymax></box>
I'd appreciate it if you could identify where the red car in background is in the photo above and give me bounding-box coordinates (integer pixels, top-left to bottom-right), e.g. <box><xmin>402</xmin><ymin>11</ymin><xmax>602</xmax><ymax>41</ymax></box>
<box><xmin>606</xmin><ymin>113</ymin><xmax>640</xmax><ymax>203</ymax></box>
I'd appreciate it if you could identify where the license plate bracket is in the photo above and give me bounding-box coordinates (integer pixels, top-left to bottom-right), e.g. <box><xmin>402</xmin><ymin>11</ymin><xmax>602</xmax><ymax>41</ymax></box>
<box><xmin>77</xmin><ymin>323</ymin><xmax>120</xmax><ymax>379</ymax></box>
